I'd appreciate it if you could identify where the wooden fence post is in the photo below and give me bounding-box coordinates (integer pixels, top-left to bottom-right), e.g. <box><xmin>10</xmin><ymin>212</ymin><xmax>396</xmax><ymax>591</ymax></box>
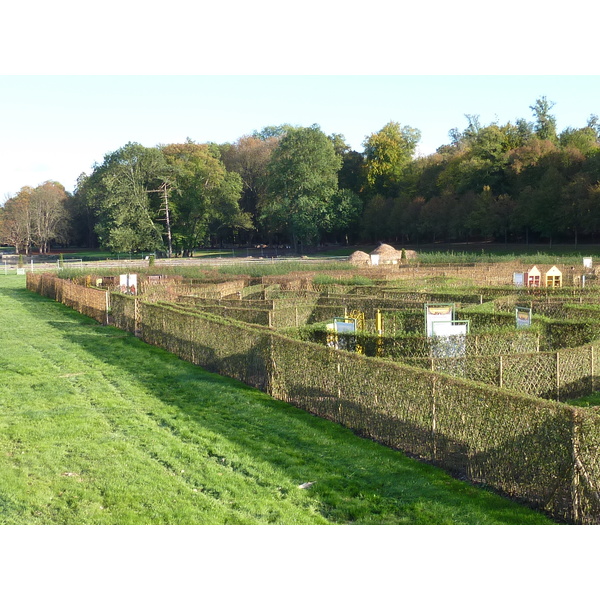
<box><xmin>556</xmin><ymin>352</ymin><xmax>560</xmax><ymax>402</ymax></box>
<box><xmin>134</xmin><ymin>298</ymin><xmax>140</xmax><ymax>336</ymax></box>
<box><xmin>431</xmin><ymin>375</ymin><xmax>437</xmax><ymax>461</ymax></box>
<box><xmin>572</xmin><ymin>413</ymin><xmax>580</xmax><ymax>524</ymax></box>
<box><xmin>592</xmin><ymin>345</ymin><xmax>595</xmax><ymax>394</ymax></box>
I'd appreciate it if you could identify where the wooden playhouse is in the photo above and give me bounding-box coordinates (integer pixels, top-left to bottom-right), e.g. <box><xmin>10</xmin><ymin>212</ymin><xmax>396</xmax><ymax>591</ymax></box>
<box><xmin>544</xmin><ymin>265</ymin><xmax>562</xmax><ymax>288</ymax></box>
<box><xmin>524</xmin><ymin>265</ymin><xmax>562</xmax><ymax>288</ymax></box>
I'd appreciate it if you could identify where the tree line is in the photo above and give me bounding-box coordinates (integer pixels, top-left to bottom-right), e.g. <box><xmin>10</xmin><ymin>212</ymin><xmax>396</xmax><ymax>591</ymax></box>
<box><xmin>3</xmin><ymin>96</ymin><xmax>600</xmax><ymax>255</ymax></box>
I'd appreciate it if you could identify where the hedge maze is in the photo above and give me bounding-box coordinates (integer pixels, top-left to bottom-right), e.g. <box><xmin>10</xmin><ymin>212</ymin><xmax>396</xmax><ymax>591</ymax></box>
<box><xmin>26</xmin><ymin>263</ymin><xmax>600</xmax><ymax>524</ymax></box>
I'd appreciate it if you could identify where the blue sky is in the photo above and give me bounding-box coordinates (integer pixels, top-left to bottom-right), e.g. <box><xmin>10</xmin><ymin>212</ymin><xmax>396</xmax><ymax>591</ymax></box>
<box><xmin>2</xmin><ymin>75</ymin><xmax>600</xmax><ymax>199</ymax></box>
<box><xmin>1</xmin><ymin>2</ymin><xmax>599</xmax><ymax>200</ymax></box>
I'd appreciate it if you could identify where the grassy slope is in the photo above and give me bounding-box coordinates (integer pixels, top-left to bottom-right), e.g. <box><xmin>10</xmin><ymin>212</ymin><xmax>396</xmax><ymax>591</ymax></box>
<box><xmin>0</xmin><ymin>275</ymin><xmax>552</xmax><ymax>524</ymax></box>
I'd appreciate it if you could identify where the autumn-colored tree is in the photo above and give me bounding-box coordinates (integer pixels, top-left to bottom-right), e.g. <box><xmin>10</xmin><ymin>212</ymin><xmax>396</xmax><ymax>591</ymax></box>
<box><xmin>219</xmin><ymin>135</ymin><xmax>278</xmax><ymax>242</ymax></box>
<box><xmin>0</xmin><ymin>187</ymin><xmax>33</xmax><ymax>254</ymax></box>
<box><xmin>29</xmin><ymin>181</ymin><xmax>70</xmax><ymax>254</ymax></box>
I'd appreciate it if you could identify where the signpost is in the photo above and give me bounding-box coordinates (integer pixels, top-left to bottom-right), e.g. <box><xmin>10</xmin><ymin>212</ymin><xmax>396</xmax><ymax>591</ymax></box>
<box><xmin>119</xmin><ymin>273</ymin><xmax>138</xmax><ymax>295</ymax></box>
<box><xmin>516</xmin><ymin>307</ymin><xmax>532</xmax><ymax>329</ymax></box>
<box><xmin>425</xmin><ymin>304</ymin><xmax>454</xmax><ymax>337</ymax></box>
<box><xmin>326</xmin><ymin>318</ymin><xmax>357</xmax><ymax>351</ymax></box>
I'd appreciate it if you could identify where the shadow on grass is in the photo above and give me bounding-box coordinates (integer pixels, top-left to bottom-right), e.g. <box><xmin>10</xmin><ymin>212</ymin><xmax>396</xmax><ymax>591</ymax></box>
<box><xmin>4</xmin><ymin>281</ymin><xmax>554</xmax><ymax>524</ymax></box>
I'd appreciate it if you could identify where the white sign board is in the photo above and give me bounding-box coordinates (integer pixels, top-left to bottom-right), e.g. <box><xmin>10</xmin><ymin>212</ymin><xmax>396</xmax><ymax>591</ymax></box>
<box><xmin>513</xmin><ymin>272</ymin><xmax>524</xmax><ymax>287</ymax></box>
<box><xmin>370</xmin><ymin>254</ymin><xmax>380</xmax><ymax>266</ymax></box>
<box><xmin>334</xmin><ymin>320</ymin><xmax>356</xmax><ymax>333</ymax></box>
<box><xmin>432</xmin><ymin>322</ymin><xmax>468</xmax><ymax>338</ymax></box>
<box><xmin>584</xmin><ymin>257</ymin><xmax>593</xmax><ymax>268</ymax></box>
<box><xmin>426</xmin><ymin>304</ymin><xmax>454</xmax><ymax>337</ymax></box>
<box><xmin>516</xmin><ymin>307</ymin><xmax>532</xmax><ymax>329</ymax></box>
<box><xmin>119</xmin><ymin>273</ymin><xmax>138</xmax><ymax>295</ymax></box>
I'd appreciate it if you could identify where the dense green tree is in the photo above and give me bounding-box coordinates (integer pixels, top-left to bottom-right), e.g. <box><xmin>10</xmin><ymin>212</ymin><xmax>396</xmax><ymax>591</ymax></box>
<box><xmin>252</xmin><ymin>124</ymin><xmax>295</xmax><ymax>140</ymax></box>
<box><xmin>162</xmin><ymin>142</ymin><xmax>251</xmax><ymax>254</ymax></box>
<box><xmin>69</xmin><ymin>172</ymin><xmax>99</xmax><ymax>248</ymax></box>
<box><xmin>261</xmin><ymin>125</ymin><xmax>342</xmax><ymax>251</ymax></box>
<box><xmin>363</xmin><ymin>121</ymin><xmax>421</xmax><ymax>196</ymax></box>
<box><xmin>562</xmin><ymin>172</ymin><xmax>597</xmax><ymax>245</ymax></box>
<box><xmin>400</xmin><ymin>195</ymin><xmax>427</xmax><ymax>244</ymax></box>
<box><xmin>523</xmin><ymin>165</ymin><xmax>568</xmax><ymax>246</ymax></box>
<box><xmin>360</xmin><ymin>194</ymin><xmax>393</xmax><ymax>242</ymax></box>
<box><xmin>530</xmin><ymin>96</ymin><xmax>558</xmax><ymax>142</ymax></box>
<box><xmin>419</xmin><ymin>193</ymin><xmax>455</xmax><ymax>242</ymax></box>
<box><xmin>90</xmin><ymin>143</ymin><xmax>172</xmax><ymax>253</ymax></box>
<box><xmin>559</xmin><ymin>125</ymin><xmax>599</xmax><ymax>156</ymax></box>
<box><xmin>329</xmin><ymin>133</ymin><xmax>364</xmax><ymax>195</ymax></box>
<box><xmin>324</xmin><ymin>189</ymin><xmax>363</xmax><ymax>244</ymax></box>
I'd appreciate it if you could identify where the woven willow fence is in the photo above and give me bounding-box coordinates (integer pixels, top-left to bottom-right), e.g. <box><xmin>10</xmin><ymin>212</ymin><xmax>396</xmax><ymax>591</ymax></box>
<box><xmin>405</xmin><ymin>342</ymin><xmax>600</xmax><ymax>401</ymax></box>
<box><xmin>298</xmin><ymin>328</ymin><xmax>542</xmax><ymax>359</ymax></box>
<box><xmin>25</xmin><ymin>272</ymin><xmax>600</xmax><ymax>523</ymax></box>
<box><xmin>27</xmin><ymin>272</ymin><xmax>109</xmax><ymax>323</ymax></box>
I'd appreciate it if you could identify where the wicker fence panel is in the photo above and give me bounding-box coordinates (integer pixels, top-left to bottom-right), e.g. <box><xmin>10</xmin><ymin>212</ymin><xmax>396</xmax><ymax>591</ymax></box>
<box><xmin>26</xmin><ymin>272</ymin><xmax>42</xmax><ymax>294</ymax></box>
<box><xmin>63</xmin><ymin>282</ymin><xmax>108</xmax><ymax>323</ymax></box>
<box><xmin>139</xmin><ymin>303</ymin><xmax>271</xmax><ymax>392</ymax></box>
<box><xmin>557</xmin><ymin>346</ymin><xmax>594</xmax><ymax>400</ymax></box>
<box><xmin>269</xmin><ymin>338</ymin><xmax>436</xmax><ymax>459</ymax></box>
<box><xmin>501</xmin><ymin>353</ymin><xmax>557</xmax><ymax>399</ymax></box>
<box><xmin>427</xmin><ymin>355</ymin><xmax>500</xmax><ymax>387</ymax></box>
<box><xmin>436</xmin><ymin>381</ymin><xmax>575</xmax><ymax>519</ymax></box>
<box><xmin>573</xmin><ymin>410</ymin><xmax>600</xmax><ymax>524</ymax></box>
<box><xmin>177</xmin><ymin>296</ymin><xmax>274</xmax><ymax>310</ymax></box>
<box><xmin>405</xmin><ymin>344</ymin><xmax>599</xmax><ymax>402</ymax></box>
<box><xmin>181</xmin><ymin>304</ymin><xmax>271</xmax><ymax>326</ymax></box>
<box><xmin>110</xmin><ymin>293</ymin><xmax>138</xmax><ymax>334</ymax></box>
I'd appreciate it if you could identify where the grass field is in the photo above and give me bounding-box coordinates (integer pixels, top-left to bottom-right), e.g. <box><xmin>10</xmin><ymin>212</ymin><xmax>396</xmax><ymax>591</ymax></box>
<box><xmin>0</xmin><ymin>274</ymin><xmax>554</xmax><ymax>524</ymax></box>
<box><xmin>11</xmin><ymin>242</ymin><xmax>600</xmax><ymax>264</ymax></box>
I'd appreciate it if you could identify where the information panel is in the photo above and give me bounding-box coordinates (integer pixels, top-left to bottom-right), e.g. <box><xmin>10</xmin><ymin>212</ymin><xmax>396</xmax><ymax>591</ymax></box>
<box><xmin>119</xmin><ymin>273</ymin><xmax>138</xmax><ymax>295</ymax></box>
<box><xmin>425</xmin><ymin>304</ymin><xmax>454</xmax><ymax>337</ymax></box>
<box><xmin>516</xmin><ymin>307</ymin><xmax>532</xmax><ymax>328</ymax></box>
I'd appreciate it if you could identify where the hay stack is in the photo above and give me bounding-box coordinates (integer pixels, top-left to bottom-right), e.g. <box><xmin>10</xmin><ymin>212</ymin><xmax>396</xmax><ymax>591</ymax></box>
<box><xmin>349</xmin><ymin>250</ymin><xmax>371</xmax><ymax>265</ymax></box>
<box><xmin>370</xmin><ymin>244</ymin><xmax>417</xmax><ymax>264</ymax></box>
<box><xmin>371</xmin><ymin>243</ymin><xmax>398</xmax><ymax>256</ymax></box>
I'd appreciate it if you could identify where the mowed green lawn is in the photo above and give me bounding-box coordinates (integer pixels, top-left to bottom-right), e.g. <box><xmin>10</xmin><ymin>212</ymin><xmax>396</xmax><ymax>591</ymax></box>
<box><xmin>0</xmin><ymin>275</ymin><xmax>553</xmax><ymax>524</ymax></box>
